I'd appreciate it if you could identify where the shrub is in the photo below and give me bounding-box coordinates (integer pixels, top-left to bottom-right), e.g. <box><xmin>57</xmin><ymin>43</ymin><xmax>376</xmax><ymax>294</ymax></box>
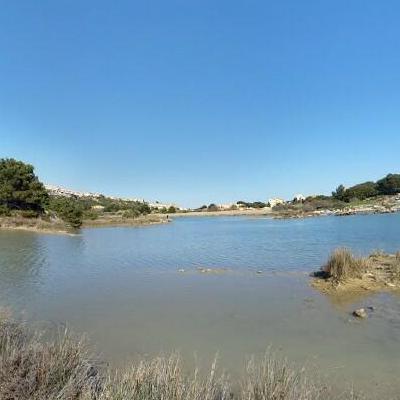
<box><xmin>344</xmin><ymin>182</ymin><xmax>379</xmax><ymax>202</ymax></box>
<box><xmin>122</xmin><ymin>209</ymin><xmax>141</xmax><ymax>219</ymax></box>
<box><xmin>48</xmin><ymin>197</ymin><xmax>83</xmax><ymax>229</ymax></box>
<box><xmin>0</xmin><ymin>319</ymin><xmax>101</xmax><ymax>400</ymax></box>
<box><xmin>99</xmin><ymin>354</ymin><xmax>229</xmax><ymax>400</ymax></box>
<box><xmin>0</xmin><ymin>205</ymin><xmax>11</xmax><ymax>216</ymax></box>
<box><xmin>83</xmin><ymin>210</ymin><xmax>99</xmax><ymax>220</ymax></box>
<box><xmin>242</xmin><ymin>351</ymin><xmax>331</xmax><ymax>400</ymax></box>
<box><xmin>323</xmin><ymin>248</ymin><xmax>368</xmax><ymax>282</ymax></box>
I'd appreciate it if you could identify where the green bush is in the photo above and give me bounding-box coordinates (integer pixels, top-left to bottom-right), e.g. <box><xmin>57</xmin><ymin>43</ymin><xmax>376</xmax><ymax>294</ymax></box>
<box><xmin>48</xmin><ymin>197</ymin><xmax>83</xmax><ymax>229</ymax></box>
<box><xmin>0</xmin><ymin>205</ymin><xmax>11</xmax><ymax>216</ymax></box>
<box><xmin>344</xmin><ymin>182</ymin><xmax>378</xmax><ymax>201</ymax></box>
<box><xmin>83</xmin><ymin>210</ymin><xmax>99</xmax><ymax>220</ymax></box>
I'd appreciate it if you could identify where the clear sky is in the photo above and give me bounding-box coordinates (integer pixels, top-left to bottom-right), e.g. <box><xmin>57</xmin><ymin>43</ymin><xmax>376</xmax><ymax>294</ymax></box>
<box><xmin>1</xmin><ymin>1</ymin><xmax>399</xmax><ymax>207</ymax></box>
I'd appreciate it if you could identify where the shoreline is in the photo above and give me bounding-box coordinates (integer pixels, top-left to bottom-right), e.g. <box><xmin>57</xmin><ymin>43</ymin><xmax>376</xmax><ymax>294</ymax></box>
<box><xmin>1</xmin><ymin>206</ymin><xmax>399</xmax><ymax>235</ymax></box>
<box><xmin>167</xmin><ymin>208</ymin><xmax>273</xmax><ymax>218</ymax></box>
<box><xmin>0</xmin><ymin>214</ymin><xmax>170</xmax><ymax>235</ymax></box>
<box><xmin>172</xmin><ymin>204</ymin><xmax>400</xmax><ymax>220</ymax></box>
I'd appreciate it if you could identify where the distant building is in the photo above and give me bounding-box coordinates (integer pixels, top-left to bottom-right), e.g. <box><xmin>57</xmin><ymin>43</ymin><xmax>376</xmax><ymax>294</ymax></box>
<box><xmin>91</xmin><ymin>205</ymin><xmax>105</xmax><ymax>211</ymax></box>
<box><xmin>45</xmin><ymin>184</ymin><xmax>102</xmax><ymax>199</ymax></box>
<box><xmin>267</xmin><ymin>198</ymin><xmax>285</xmax><ymax>208</ymax></box>
<box><xmin>149</xmin><ymin>202</ymin><xmax>182</xmax><ymax>211</ymax></box>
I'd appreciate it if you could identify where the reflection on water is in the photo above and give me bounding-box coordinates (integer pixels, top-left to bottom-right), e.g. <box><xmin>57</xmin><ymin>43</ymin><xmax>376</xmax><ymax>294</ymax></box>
<box><xmin>1</xmin><ymin>214</ymin><xmax>400</xmax><ymax>397</ymax></box>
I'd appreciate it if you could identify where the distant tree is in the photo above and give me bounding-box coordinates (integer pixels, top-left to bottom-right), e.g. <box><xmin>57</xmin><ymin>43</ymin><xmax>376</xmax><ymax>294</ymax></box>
<box><xmin>251</xmin><ymin>201</ymin><xmax>266</xmax><ymax>208</ymax></box>
<box><xmin>207</xmin><ymin>203</ymin><xmax>219</xmax><ymax>212</ymax></box>
<box><xmin>0</xmin><ymin>158</ymin><xmax>48</xmax><ymax>212</ymax></box>
<box><xmin>167</xmin><ymin>206</ymin><xmax>177</xmax><ymax>213</ymax></box>
<box><xmin>332</xmin><ymin>184</ymin><xmax>346</xmax><ymax>201</ymax></box>
<box><xmin>376</xmin><ymin>174</ymin><xmax>400</xmax><ymax>195</ymax></box>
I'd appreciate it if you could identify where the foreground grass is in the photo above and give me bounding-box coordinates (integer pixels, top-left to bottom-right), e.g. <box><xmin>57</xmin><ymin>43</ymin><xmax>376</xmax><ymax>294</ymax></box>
<box><xmin>0</xmin><ymin>317</ymin><xmax>364</xmax><ymax>400</ymax></box>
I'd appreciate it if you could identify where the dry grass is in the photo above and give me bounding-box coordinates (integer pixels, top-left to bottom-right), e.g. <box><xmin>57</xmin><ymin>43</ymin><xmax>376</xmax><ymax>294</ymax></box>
<box><xmin>241</xmin><ymin>351</ymin><xmax>363</xmax><ymax>400</ymax></box>
<box><xmin>96</xmin><ymin>354</ymin><xmax>230</xmax><ymax>400</ymax></box>
<box><xmin>0</xmin><ymin>317</ymin><xmax>364</xmax><ymax>400</ymax></box>
<box><xmin>323</xmin><ymin>248</ymin><xmax>369</xmax><ymax>283</ymax></box>
<box><xmin>0</xmin><ymin>319</ymin><xmax>102</xmax><ymax>400</ymax></box>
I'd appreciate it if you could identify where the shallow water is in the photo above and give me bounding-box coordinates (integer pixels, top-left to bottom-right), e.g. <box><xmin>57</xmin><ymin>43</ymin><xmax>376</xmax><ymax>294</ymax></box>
<box><xmin>1</xmin><ymin>214</ymin><xmax>400</xmax><ymax>397</ymax></box>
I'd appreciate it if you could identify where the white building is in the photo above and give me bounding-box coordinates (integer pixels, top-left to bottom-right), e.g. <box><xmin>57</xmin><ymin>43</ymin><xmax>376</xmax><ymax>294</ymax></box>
<box><xmin>267</xmin><ymin>198</ymin><xmax>285</xmax><ymax>208</ymax></box>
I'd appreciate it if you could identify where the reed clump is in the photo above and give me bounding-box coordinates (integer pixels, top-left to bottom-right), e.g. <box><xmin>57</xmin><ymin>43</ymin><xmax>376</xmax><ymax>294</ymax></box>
<box><xmin>323</xmin><ymin>248</ymin><xmax>369</xmax><ymax>283</ymax></box>
<box><xmin>0</xmin><ymin>318</ymin><xmax>102</xmax><ymax>400</ymax></box>
<box><xmin>0</xmin><ymin>317</ymin><xmax>363</xmax><ymax>400</ymax></box>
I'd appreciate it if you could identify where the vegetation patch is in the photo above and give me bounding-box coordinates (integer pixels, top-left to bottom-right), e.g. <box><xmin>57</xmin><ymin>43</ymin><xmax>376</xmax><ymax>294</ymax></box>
<box><xmin>0</xmin><ymin>158</ymin><xmax>157</xmax><ymax>232</ymax></box>
<box><xmin>312</xmin><ymin>248</ymin><xmax>400</xmax><ymax>297</ymax></box>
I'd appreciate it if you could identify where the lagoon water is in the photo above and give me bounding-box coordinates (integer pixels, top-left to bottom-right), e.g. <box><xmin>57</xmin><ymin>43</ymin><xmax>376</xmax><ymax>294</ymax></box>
<box><xmin>1</xmin><ymin>214</ymin><xmax>400</xmax><ymax>397</ymax></box>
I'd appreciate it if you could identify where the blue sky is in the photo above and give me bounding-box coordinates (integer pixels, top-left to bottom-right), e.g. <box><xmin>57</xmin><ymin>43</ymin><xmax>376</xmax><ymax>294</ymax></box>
<box><xmin>1</xmin><ymin>1</ymin><xmax>399</xmax><ymax>207</ymax></box>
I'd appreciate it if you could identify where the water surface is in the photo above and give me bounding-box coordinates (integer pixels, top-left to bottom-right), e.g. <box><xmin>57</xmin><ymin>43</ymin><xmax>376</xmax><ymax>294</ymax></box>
<box><xmin>1</xmin><ymin>214</ymin><xmax>400</xmax><ymax>397</ymax></box>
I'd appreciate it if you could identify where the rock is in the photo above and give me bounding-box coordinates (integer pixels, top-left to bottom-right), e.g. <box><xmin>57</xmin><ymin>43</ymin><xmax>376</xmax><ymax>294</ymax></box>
<box><xmin>367</xmin><ymin>306</ymin><xmax>375</xmax><ymax>311</ymax></box>
<box><xmin>353</xmin><ymin>308</ymin><xmax>368</xmax><ymax>318</ymax></box>
<box><xmin>386</xmin><ymin>282</ymin><xmax>396</xmax><ymax>288</ymax></box>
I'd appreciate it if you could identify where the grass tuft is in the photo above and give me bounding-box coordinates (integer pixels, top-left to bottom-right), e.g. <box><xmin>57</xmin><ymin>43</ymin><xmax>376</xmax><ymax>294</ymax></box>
<box><xmin>0</xmin><ymin>318</ymin><xmax>102</xmax><ymax>400</ymax></box>
<box><xmin>323</xmin><ymin>248</ymin><xmax>369</xmax><ymax>283</ymax></box>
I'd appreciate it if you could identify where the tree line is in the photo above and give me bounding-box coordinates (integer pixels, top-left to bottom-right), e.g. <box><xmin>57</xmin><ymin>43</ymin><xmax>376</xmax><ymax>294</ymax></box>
<box><xmin>332</xmin><ymin>174</ymin><xmax>400</xmax><ymax>202</ymax></box>
<box><xmin>0</xmin><ymin>158</ymin><xmax>151</xmax><ymax>229</ymax></box>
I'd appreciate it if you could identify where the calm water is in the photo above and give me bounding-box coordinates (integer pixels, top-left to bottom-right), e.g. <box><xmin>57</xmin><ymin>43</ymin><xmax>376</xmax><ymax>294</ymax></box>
<box><xmin>1</xmin><ymin>214</ymin><xmax>400</xmax><ymax>397</ymax></box>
